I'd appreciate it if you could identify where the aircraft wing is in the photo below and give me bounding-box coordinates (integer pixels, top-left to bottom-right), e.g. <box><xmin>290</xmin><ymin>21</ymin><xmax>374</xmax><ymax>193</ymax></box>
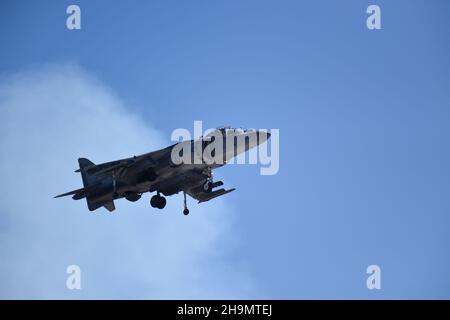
<box><xmin>183</xmin><ymin>180</ymin><xmax>236</xmax><ymax>203</ymax></box>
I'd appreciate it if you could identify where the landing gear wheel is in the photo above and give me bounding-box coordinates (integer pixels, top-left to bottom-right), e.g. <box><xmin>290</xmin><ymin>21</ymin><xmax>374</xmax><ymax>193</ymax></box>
<box><xmin>150</xmin><ymin>194</ymin><xmax>166</xmax><ymax>209</ymax></box>
<box><xmin>157</xmin><ymin>196</ymin><xmax>166</xmax><ymax>209</ymax></box>
<box><xmin>150</xmin><ymin>195</ymin><xmax>159</xmax><ymax>208</ymax></box>
<box><xmin>183</xmin><ymin>208</ymin><xmax>190</xmax><ymax>215</ymax></box>
<box><xmin>125</xmin><ymin>193</ymin><xmax>141</xmax><ymax>202</ymax></box>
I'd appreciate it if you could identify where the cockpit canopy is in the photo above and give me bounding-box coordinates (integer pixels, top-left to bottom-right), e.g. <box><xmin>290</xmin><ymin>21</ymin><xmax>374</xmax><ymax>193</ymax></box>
<box><xmin>214</xmin><ymin>126</ymin><xmax>256</xmax><ymax>135</ymax></box>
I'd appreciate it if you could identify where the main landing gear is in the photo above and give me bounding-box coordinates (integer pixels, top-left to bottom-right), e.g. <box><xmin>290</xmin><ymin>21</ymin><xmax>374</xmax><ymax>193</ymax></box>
<box><xmin>150</xmin><ymin>192</ymin><xmax>166</xmax><ymax>209</ymax></box>
<box><xmin>150</xmin><ymin>170</ymin><xmax>213</xmax><ymax>215</ymax></box>
<box><xmin>150</xmin><ymin>191</ymin><xmax>189</xmax><ymax>216</ymax></box>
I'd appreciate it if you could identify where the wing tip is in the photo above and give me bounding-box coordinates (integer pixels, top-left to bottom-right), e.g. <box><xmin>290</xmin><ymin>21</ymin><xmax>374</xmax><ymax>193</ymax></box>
<box><xmin>197</xmin><ymin>188</ymin><xmax>236</xmax><ymax>203</ymax></box>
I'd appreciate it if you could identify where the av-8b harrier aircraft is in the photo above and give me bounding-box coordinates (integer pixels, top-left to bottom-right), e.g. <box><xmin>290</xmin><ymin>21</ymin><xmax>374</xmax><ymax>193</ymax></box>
<box><xmin>55</xmin><ymin>127</ymin><xmax>270</xmax><ymax>215</ymax></box>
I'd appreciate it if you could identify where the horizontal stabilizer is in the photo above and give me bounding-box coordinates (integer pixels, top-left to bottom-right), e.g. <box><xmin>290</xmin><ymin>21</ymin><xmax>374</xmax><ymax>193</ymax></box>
<box><xmin>54</xmin><ymin>184</ymin><xmax>98</xmax><ymax>199</ymax></box>
<box><xmin>54</xmin><ymin>187</ymin><xmax>86</xmax><ymax>198</ymax></box>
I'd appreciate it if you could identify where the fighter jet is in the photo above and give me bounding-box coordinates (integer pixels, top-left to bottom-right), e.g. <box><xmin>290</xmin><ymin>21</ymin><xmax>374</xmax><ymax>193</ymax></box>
<box><xmin>55</xmin><ymin>127</ymin><xmax>270</xmax><ymax>215</ymax></box>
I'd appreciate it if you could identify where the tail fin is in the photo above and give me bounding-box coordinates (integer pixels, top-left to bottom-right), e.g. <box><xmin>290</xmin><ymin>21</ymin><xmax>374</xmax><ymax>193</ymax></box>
<box><xmin>78</xmin><ymin>158</ymin><xmax>97</xmax><ymax>188</ymax></box>
<box><xmin>77</xmin><ymin>158</ymin><xmax>116</xmax><ymax>212</ymax></box>
<box><xmin>55</xmin><ymin>158</ymin><xmax>115</xmax><ymax>212</ymax></box>
<box><xmin>54</xmin><ymin>158</ymin><xmax>97</xmax><ymax>200</ymax></box>
<box><xmin>78</xmin><ymin>157</ymin><xmax>94</xmax><ymax>167</ymax></box>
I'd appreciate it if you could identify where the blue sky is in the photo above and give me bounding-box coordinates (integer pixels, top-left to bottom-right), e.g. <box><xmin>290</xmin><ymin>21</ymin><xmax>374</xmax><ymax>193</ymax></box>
<box><xmin>1</xmin><ymin>1</ymin><xmax>450</xmax><ymax>299</ymax></box>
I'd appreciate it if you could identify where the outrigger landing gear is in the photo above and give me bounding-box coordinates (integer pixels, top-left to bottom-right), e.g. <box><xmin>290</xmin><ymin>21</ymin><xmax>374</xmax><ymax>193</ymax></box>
<box><xmin>183</xmin><ymin>191</ymin><xmax>189</xmax><ymax>215</ymax></box>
